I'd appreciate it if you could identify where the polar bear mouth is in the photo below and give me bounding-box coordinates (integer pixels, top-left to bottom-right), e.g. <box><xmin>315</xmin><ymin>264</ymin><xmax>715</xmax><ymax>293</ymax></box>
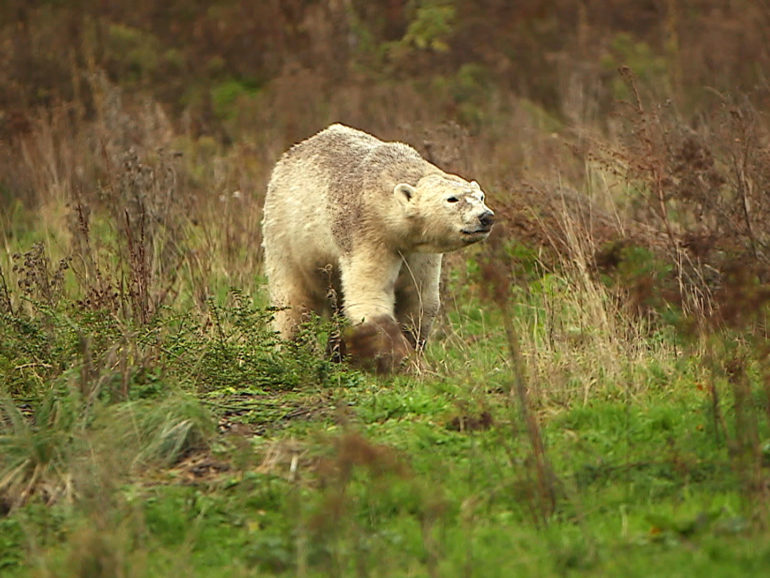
<box><xmin>460</xmin><ymin>227</ymin><xmax>492</xmax><ymax>242</ymax></box>
<box><xmin>461</xmin><ymin>227</ymin><xmax>492</xmax><ymax>236</ymax></box>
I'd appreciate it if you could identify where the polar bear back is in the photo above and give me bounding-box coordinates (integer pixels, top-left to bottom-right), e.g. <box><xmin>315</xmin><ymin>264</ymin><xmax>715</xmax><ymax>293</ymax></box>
<box><xmin>263</xmin><ymin>124</ymin><xmax>437</xmax><ymax>260</ymax></box>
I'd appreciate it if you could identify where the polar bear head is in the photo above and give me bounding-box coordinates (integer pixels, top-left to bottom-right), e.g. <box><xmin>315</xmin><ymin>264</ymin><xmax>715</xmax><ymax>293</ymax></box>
<box><xmin>394</xmin><ymin>174</ymin><xmax>495</xmax><ymax>253</ymax></box>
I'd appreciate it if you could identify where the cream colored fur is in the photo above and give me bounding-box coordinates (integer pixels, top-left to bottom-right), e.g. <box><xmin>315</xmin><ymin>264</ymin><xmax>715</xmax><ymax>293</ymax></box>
<box><xmin>261</xmin><ymin>123</ymin><xmax>494</xmax><ymax>347</ymax></box>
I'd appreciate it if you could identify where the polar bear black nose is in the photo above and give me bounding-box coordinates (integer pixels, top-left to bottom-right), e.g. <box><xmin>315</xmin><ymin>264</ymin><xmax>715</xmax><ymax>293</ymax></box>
<box><xmin>479</xmin><ymin>210</ymin><xmax>495</xmax><ymax>228</ymax></box>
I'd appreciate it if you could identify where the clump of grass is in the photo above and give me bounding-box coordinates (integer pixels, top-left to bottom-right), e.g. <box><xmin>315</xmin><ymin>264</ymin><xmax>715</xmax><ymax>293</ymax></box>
<box><xmin>101</xmin><ymin>395</ymin><xmax>215</xmax><ymax>469</ymax></box>
<box><xmin>0</xmin><ymin>393</ymin><xmax>80</xmax><ymax>511</ymax></box>
<box><xmin>0</xmin><ymin>382</ymin><xmax>216</xmax><ymax>512</ymax></box>
<box><xmin>162</xmin><ymin>290</ymin><xmax>349</xmax><ymax>394</ymax></box>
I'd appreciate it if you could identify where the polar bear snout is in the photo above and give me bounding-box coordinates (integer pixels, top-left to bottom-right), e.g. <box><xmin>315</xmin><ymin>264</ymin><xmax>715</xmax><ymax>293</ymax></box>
<box><xmin>462</xmin><ymin>209</ymin><xmax>495</xmax><ymax>236</ymax></box>
<box><xmin>478</xmin><ymin>210</ymin><xmax>495</xmax><ymax>230</ymax></box>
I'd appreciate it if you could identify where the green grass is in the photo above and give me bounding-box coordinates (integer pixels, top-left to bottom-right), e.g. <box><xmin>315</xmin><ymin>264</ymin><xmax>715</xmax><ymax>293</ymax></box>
<box><xmin>2</xmin><ymin>262</ymin><xmax>769</xmax><ymax>577</ymax></box>
<box><xmin>1</xmin><ymin>389</ymin><xmax>764</xmax><ymax>577</ymax></box>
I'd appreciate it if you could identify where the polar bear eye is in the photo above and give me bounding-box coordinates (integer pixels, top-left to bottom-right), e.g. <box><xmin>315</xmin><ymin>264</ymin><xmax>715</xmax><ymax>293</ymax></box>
<box><xmin>446</xmin><ymin>196</ymin><xmax>459</xmax><ymax>203</ymax></box>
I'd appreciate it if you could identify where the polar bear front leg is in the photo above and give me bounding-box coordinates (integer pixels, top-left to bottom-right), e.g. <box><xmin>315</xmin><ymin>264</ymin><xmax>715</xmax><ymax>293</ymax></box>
<box><xmin>339</xmin><ymin>249</ymin><xmax>413</xmax><ymax>372</ymax></box>
<box><xmin>395</xmin><ymin>253</ymin><xmax>442</xmax><ymax>349</ymax></box>
<box><xmin>339</xmin><ymin>250</ymin><xmax>402</xmax><ymax>324</ymax></box>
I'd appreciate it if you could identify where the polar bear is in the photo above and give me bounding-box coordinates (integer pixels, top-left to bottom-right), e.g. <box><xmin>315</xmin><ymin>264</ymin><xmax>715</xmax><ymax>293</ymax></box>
<box><xmin>261</xmin><ymin>124</ymin><xmax>494</xmax><ymax>371</ymax></box>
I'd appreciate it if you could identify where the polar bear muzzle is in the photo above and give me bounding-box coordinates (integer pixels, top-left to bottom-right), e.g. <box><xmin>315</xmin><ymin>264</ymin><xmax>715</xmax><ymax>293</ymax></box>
<box><xmin>461</xmin><ymin>209</ymin><xmax>495</xmax><ymax>236</ymax></box>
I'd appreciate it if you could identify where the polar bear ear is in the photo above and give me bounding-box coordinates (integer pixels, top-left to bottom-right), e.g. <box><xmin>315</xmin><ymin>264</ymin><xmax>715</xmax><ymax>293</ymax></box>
<box><xmin>470</xmin><ymin>180</ymin><xmax>481</xmax><ymax>190</ymax></box>
<box><xmin>394</xmin><ymin>183</ymin><xmax>417</xmax><ymax>205</ymax></box>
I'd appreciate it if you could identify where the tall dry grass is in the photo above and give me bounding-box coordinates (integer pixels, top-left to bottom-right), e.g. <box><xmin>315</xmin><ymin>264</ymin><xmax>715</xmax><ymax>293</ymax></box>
<box><xmin>1</xmin><ymin>74</ymin><xmax>268</xmax><ymax>318</ymax></box>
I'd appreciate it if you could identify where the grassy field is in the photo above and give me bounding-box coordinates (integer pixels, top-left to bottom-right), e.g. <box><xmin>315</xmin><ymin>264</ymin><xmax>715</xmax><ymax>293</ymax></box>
<box><xmin>1</xmin><ymin>268</ymin><xmax>766</xmax><ymax>578</ymax></box>
<box><xmin>3</xmin><ymin>2</ymin><xmax>770</xmax><ymax>576</ymax></box>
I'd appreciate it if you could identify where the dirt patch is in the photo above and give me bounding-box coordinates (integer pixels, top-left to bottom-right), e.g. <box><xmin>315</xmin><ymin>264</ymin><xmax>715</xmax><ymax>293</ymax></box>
<box><xmin>446</xmin><ymin>410</ymin><xmax>494</xmax><ymax>432</ymax></box>
<box><xmin>214</xmin><ymin>392</ymin><xmax>341</xmax><ymax>436</ymax></box>
<box><xmin>168</xmin><ymin>452</ymin><xmax>232</xmax><ymax>484</ymax></box>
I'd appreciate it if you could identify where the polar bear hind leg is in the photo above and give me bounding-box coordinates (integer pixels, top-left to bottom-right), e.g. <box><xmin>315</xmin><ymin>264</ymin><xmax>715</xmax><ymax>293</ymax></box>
<box><xmin>265</xmin><ymin>260</ymin><xmax>325</xmax><ymax>341</ymax></box>
<box><xmin>394</xmin><ymin>253</ymin><xmax>442</xmax><ymax>349</ymax></box>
